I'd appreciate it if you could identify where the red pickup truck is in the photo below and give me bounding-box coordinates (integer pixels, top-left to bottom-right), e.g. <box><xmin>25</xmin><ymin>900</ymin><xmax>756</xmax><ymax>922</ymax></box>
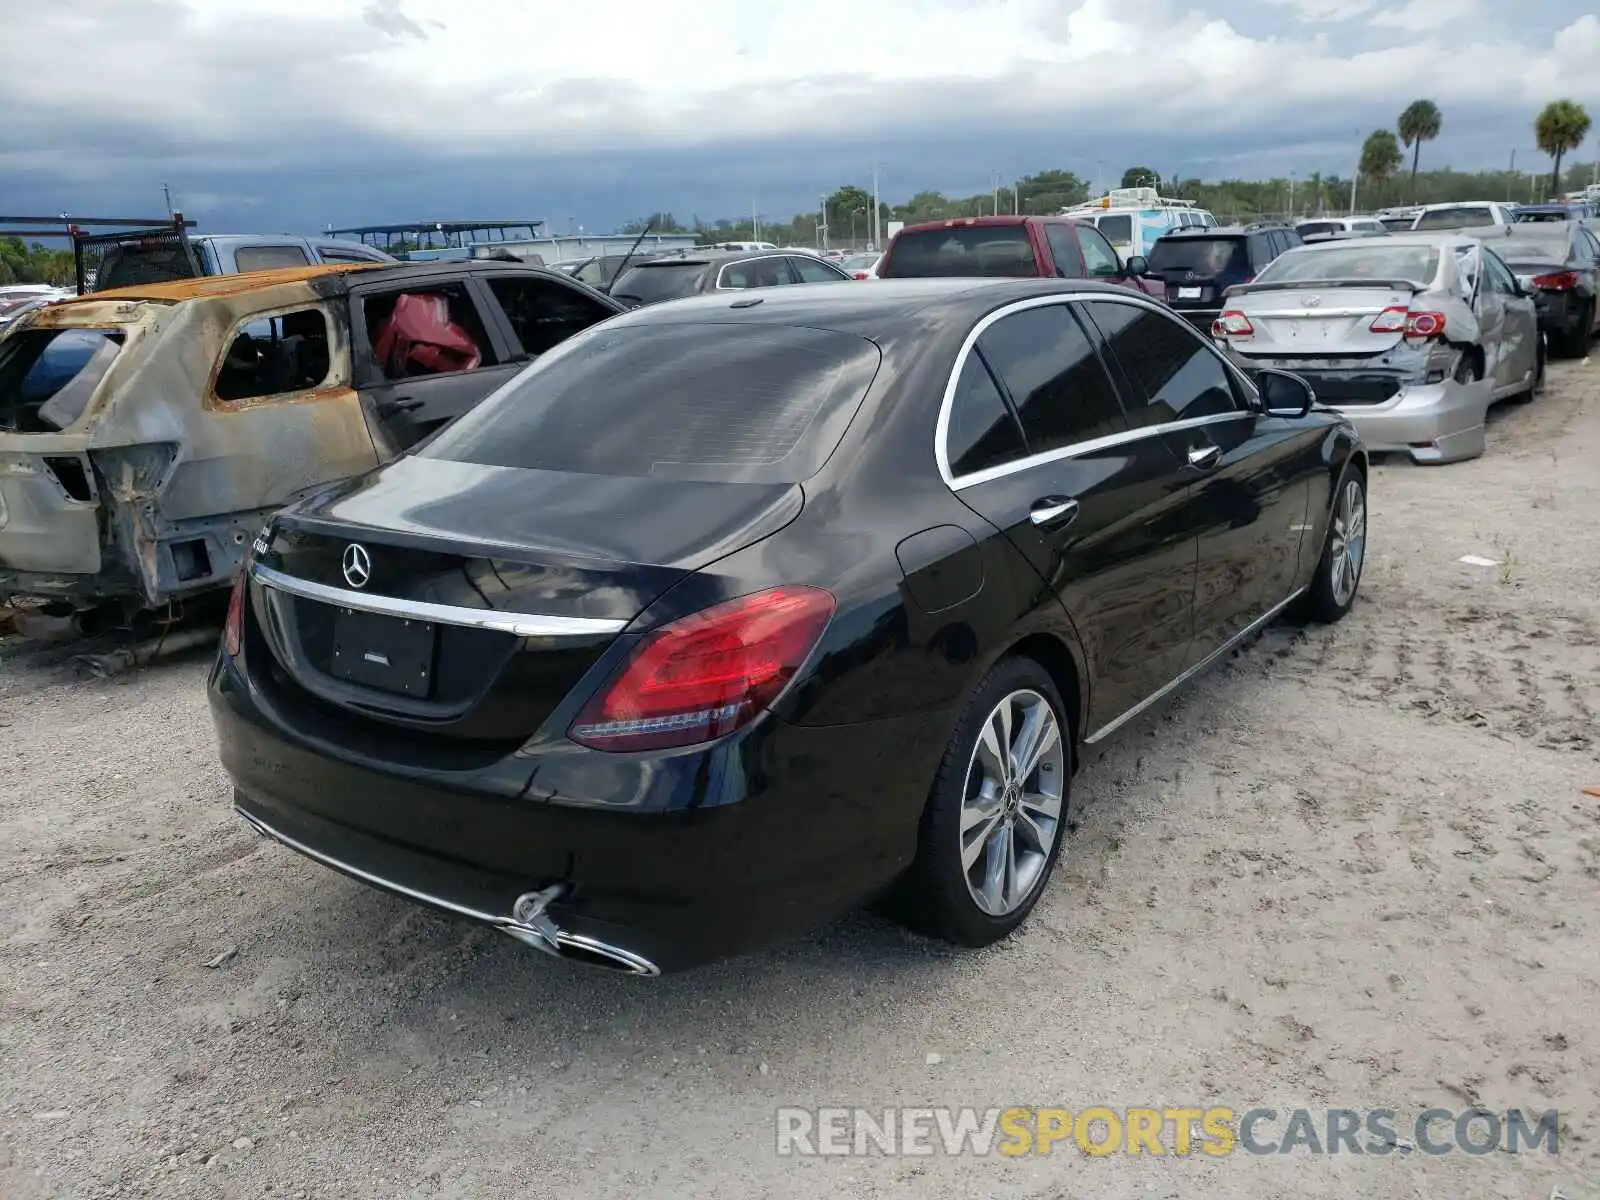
<box><xmin>876</xmin><ymin>214</ymin><xmax>1164</xmax><ymax>297</ymax></box>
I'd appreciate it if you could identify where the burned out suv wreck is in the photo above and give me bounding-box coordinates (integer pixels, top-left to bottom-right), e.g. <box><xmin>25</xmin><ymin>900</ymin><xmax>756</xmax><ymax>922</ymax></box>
<box><xmin>0</xmin><ymin>262</ymin><xmax>622</xmax><ymax>621</ymax></box>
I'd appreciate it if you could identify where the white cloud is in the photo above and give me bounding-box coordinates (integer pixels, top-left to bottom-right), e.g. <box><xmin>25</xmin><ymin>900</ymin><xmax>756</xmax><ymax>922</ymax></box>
<box><xmin>0</xmin><ymin>0</ymin><xmax>1594</xmax><ymax>165</ymax></box>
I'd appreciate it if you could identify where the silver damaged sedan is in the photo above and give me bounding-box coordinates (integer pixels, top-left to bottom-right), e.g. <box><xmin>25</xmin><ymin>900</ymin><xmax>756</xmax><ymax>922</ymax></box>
<box><xmin>1210</xmin><ymin>234</ymin><xmax>1542</xmax><ymax>463</ymax></box>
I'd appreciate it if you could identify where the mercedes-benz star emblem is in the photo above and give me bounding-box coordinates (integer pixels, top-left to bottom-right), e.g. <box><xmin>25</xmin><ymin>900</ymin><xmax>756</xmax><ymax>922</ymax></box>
<box><xmin>1304</xmin><ymin>295</ymin><xmax>1322</xmax><ymax>307</ymax></box>
<box><xmin>342</xmin><ymin>543</ymin><xmax>372</xmax><ymax>589</ymax></box>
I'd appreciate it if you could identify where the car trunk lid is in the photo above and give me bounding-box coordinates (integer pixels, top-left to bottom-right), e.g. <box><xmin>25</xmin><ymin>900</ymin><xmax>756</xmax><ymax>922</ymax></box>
<box><xmin>245</xmin><ymin>456</ymin><xmax>804</xmax><ymax>749</ymax></box>
<box><xmin>1222</xmin><ymin>281</ymin><xmax>1419</xmax><ymax>355</ymax></box>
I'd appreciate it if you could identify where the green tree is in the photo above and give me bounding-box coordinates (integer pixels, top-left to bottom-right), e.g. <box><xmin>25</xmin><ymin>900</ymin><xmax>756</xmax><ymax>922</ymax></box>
<box><xmin>1397</xmin><ymin>98</ymin><xmax>1442</xmax><ymax>202</ymax></box>
<box><xmin>824</xmin><ymin>184</ymin><xmax>874</xmax><ymax>244</ymax></box>
<box><xmin>619</xmin><ymin>212</ymin><xmax>688</xmax><ymax>234</ymax></box>
<box><xmin>1120</xmin><ymin>166</ymin><xmax>1160</xmax><ymax>190</ymax></box>
<box><xmin>1013</xmin><ymin>169</ymin><xmax>1086</xmax><ymax>214</ymax></box>
<box><xmin>1359</xmin><ymin>129</ymin><xmax>1403</xmax><ymax>204</ymax></box>
<box><xmin>1535</xmin><ymin>99</ymin><xmax>1593</xmax><ymax>194</ymax></box>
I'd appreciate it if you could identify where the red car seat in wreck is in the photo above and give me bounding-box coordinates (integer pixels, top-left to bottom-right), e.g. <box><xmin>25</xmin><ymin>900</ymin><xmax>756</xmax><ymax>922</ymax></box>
<box><xmin>370</xmin><ymin>292</ymin><xmax>483</xmax><ymax>377</ymax></box>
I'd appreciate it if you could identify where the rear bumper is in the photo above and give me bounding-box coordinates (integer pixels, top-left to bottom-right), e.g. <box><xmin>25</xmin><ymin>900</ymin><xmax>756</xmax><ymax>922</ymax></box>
<box><xmin>209</xmin><ymin>649</ymin><xmax>947</xmax><ymax>973</ymax></box>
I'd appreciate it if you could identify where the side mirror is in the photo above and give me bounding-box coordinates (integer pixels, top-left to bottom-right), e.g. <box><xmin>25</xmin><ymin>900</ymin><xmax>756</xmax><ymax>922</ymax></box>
<box><xmin>1257</xmin><ymin>368</ymin><xmax>1315</xmax><ymax>418</ymax></box>
<box><xmin>1123</xmin><ymin>255</ymin><xmax>1149</xmax><ymax>277</ymax></box>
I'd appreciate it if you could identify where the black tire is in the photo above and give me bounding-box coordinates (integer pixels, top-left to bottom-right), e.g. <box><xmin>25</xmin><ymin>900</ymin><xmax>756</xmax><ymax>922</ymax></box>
<box><xmin>894</xmin><ymin>656</ymin><xmax>1072</xmax><ymax>947</ymax></box>
<box><xmin>1452</xmin><ymin>349</ymin><xmax>1483</xmax><ymax>385</ymax></box>
<box><xmin>1296</xmin><ymin>467</ymin><xmax>1367</xmax><ymax>624</ymax></box>
<box><xmin>1553</xmin><ymin>301</ymin><xmax>1593</xmax><ymax>358</ymax></box>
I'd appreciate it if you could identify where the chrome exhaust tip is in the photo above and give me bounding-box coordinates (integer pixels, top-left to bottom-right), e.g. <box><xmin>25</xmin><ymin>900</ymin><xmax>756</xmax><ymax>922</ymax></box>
<box><xmin>503</xmin><ymin>886</ymin><xmax>661</xmax><ymax>977</ymax></box>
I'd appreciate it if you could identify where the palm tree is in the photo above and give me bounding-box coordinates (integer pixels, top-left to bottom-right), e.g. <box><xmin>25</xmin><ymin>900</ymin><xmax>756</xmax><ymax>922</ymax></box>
<box><xmin>1358</xmin><ymin>130</ymin><xmax>1403</xmax><ymax>208</ymax></box>
<box><xmin>1535</xmin><ymin>100</ymin><xmax>1593</xmax><ymax>194</ymax></box>
<box><xmin>1397</xmin><ymin>99</ymin><xmax>1442</xmax><ymax>203</ymax></box>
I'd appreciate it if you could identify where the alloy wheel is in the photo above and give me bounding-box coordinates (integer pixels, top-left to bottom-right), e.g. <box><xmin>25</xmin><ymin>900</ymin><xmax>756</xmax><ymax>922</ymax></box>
<box><xmin>1329</xmin><ymin>477</ymin><xmax>1366</xmax><ymax>607</ymax></box>
<box><xmin>959</xmin><ymin>689</ymin><xmax>1066</xmax><ymax>916</ymax></box>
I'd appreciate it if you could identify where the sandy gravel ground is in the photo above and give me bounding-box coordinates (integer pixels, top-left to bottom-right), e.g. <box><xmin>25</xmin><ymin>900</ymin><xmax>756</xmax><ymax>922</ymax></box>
<box><xmin>3</xmin><ymin>361</ymin><xmax>1598</xmax><ymax>1200</ymax></box>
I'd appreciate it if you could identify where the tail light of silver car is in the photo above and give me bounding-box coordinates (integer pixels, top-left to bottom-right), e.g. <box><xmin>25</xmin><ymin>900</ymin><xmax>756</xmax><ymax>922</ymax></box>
<box><xmin>567</xmin><ymin>585</ymin><xmax>835</xmax><ymax>752</ymax></box>
<box><xmin>1369</xmin><ymin>306</ymin><xmax>1447</xmax><ymax>342</ymax></box>
<box><xmin>1531</xmin><ymin>271</ymin><xmax>1578</xmax><ymax>292</ymax></box>
<box><xmin>1215</xmin><ymin>310</ymin><xmax>1255</xmax><ymax>337</ymax></box>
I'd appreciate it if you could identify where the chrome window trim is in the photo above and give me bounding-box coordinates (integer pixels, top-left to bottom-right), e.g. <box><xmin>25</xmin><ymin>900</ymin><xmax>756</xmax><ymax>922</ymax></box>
<box><xmin>249</xmin><ymin>562</ymin><xmax>627</xmax><ymax>638</ymax></box>
<box><xmin>934</xmin><ymin>290</ymin><xmax>1256</xmax><ymax>490</ymax></box>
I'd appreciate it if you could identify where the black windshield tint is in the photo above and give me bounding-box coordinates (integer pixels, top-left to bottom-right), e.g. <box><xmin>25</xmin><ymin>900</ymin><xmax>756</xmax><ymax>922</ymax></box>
<box><xmin>883</xmin><ymin>226</ymin><xmax>1036</xmax><ymax>278</ymax></box>
<box><xmin>1145</xmin><ymin>237</ymin><xmax>1249</xmax><ymax>277</ymax></box>
<box><xmin>421</xmin><ymin>323</ymin><xmax>882</xmax><ymax>484</ymax></box>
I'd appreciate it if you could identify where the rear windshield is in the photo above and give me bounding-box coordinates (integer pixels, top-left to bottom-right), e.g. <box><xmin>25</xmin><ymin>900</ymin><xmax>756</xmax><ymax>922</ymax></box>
<box><xmin>1496</xmin><ymin>239</ymin><xmax>1569</xmax><ymax>267</ymax></box>
<box><xmin>1296</xmin><ymin>222</ymin><xmax>1341</xmax><ymax>238</ymax></box>
<box><xmin>882</xmin><ymin>226</ymin><xmax>1036</xmax><ymax>278</ymax></box>
<box><xmin>1255</xmin><ymin>244</ymin><xmax>1441</xmax><ymax>287</ymax></box>
<box><xmin>1095</xmin><ymin>215</ymin><xmax>1134</xmax><ymax>245</ymax></box>
<box><xmin>95</xmin><ymin>242</ymin><xmax>197</xmax><ymax>291</ymax></box>
<box><xmin>610</xmin><ymin>261</ymin><xmax>708</xmax><ymax>305</ymax></box>
<box><xmin>1146</xmin><ymin>236</ymin><xmax>1248</xmax><ymax>277</ymax></box>
<box><xmin>0</xmin><ymin>327</ymin><xmax>126</xmax><ymax>433</ymax></box>
<box><xmin>1413</xmin><ymin>207</ymin><xmax>1495</xmax><ymax>230</ymax></box>
<box><xmin>421</xmin><ymin>322</ymin><xmax>882</xmax><ymax>484</ymax></box>
<box><xmin>1513</xmin><ymin>210</ymin><xmax>1577</xmax><ymax>223</ymax></box>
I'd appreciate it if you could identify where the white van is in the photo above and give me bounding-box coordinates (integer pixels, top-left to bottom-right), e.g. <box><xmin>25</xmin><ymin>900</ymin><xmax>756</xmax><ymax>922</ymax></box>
<box><xmin>1061</xmin><ymin>187</ymin><xmax>1218</xmax><ymax>261</ymax></box>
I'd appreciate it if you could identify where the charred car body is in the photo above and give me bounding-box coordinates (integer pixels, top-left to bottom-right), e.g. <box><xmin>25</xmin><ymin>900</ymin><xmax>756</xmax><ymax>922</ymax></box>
<box><xmin>0</xmin><ymin>262</ymin><xmax>622</xmax><ymax>617</ymax></box>
<box><xmin>1211</xmin><ymin>234</ymin><xmax>1541</xmax><ymax>465</ymax></box>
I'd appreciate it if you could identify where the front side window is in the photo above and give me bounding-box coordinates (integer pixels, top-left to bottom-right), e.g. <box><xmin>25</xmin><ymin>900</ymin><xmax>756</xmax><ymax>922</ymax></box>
<box><xmin>364</xmin><ymin>283</ymin><xmax>496</xmax><ymax>380</ymax></box>
<box><xmin>485</xmin><ymin>275</ymin><xmax>616</xmax><ymax>357</ymax></box>
<box><xmin>1075</xmin><ymin>226</ymin><xmax>1122</xmax><ymax>277</ymax></box>
<box><xmin>214</xmin><ymin>309</ymin><xmax>333</xmax><ymax>402</ymax></box>
<box><xmin>421</xmin><ymin>322</ymin><xmax>881</xmax><ymax>485</ymax></box>
<box><xmin>233</xmin><ymin>245</ymin><xmax>312</xmax><ymax>272</ymax></box>
<box><xmin>976</xmin><ymin>304</ymin><xmax>1129</xmax><ymax>454</ymax></box>
<box><xmin>945</xmin><ymin>353</ymin><xmax>1026</xmax><ymax>478</ymax></box>
<box><xmin>1080</xmin><ymin>300</ymin><xmax>1239</xmax><ymax>426</ymax></box>
<box><xmin>1481</xmin><ymin>250</ymin><xmax>1518</xmax><ymax>296</ymax></box>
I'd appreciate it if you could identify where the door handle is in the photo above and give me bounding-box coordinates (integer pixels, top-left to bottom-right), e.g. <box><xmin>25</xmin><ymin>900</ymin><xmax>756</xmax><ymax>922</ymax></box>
<box><xmin>1187</xmin><ymin>444</ymin><xmax>1222</xmax><ymax>470</ymax></box>
<box><xmin>1029</xmin><ymin>497</ymin><xmax>1079</xmax><ymax>528</ymax></box>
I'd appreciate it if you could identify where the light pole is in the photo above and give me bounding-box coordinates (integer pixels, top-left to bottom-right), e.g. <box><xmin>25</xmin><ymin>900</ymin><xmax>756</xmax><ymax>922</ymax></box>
<box><xmin>870</xmin><ymin>162</ymin><xmax>883</xmax><ymax>249</ymax></box>
<box><xmin>820</xmin><ymin>195</ymin><xmax>828</xmax><ymax>251</ymax></box>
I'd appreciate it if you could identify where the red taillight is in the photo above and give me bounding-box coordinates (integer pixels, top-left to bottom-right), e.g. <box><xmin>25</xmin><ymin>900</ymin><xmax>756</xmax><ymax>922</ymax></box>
<box><xmin>568</xmin><ymin>585</ymin><xmax>835</xmax><ymax>752</ymax></box>
<box><xmin>1369</xmin><ymin>306</ymin><xmax>1408</xmax><ymax>333</ymax></box>
<box><xmin>1404</xmin><ymin>310</ymin><xmax>1446</xmax><ymax>338</ymax></box>
<box><xmin>222</xmin><ymin>571</ymin><xmax>246</xmax><ymax>658</ymax></box>
<box><xmin>1217</xmin><ymin>310</ymin><xmax>1254</xmax><ymax>335</ymax></box>
<box><xmin>852</xmin><ymin>271</ymin><xmax>870</xmax><ymax>280</ymax></box>
<box><xmin>1531</xmin><ymin>271</ymin><xmax>1578</xmax><ymax>291</ymax></box>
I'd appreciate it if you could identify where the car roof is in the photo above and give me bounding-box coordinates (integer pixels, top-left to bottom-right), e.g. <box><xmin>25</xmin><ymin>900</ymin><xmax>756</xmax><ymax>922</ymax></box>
<box><xmin>1288</xmin><ymin>231</ymin><xmax>1475</xmax><ymax>251</ymax></box>
<box><xmin>622</xmin><ymin>250</ymin><xmax>795</xmax><ymax>267</ymax></box>
<box><xmin>896</xmin><ymin>215</ymin><xmax>1072</xmax><ymax>235</ymax></box>
<box><xmin>594</xmin><ymin>277</ymin><xmax>1150</xmax><ymax>339</ymax></box>
<box><xmin>88</xmin><ymin>263</ymin><xmax>380</xmax><ymax>302</ymax></box>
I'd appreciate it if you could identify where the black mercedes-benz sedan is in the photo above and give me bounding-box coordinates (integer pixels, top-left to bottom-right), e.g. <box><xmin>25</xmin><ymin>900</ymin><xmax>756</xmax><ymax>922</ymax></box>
<box><xmin>210</xmin><ymin>278</ymin><xmax>1368</xmax><ymax>976</ymax></box>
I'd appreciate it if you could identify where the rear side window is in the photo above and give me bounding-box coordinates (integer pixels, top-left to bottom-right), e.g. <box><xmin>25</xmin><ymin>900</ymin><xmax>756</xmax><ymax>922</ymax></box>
<box><xmin>1081</xmin><ymin>300</ymin><xmax>1238</xmax><ymax>427</ymax></box>
<box><xmin>882</xmin><ymin>226</ymin><xmax>1036</xmax><ymax>278</ymax></box>
<box><xmin>234</xmin><ymin>245</ymin><xmax>312</xmax><ymax>272</ymax></box>
<box><xmin>1043</xmin><ymin>225</ymin><xmax>1080</xmax><ymax>277</ymax></box>
<box><xmin>421</xmin><ymin>323</ymin><xmax>882</xmax><ymax>485</ymax></box>
<box><xmin>945</xmin><ymin>354</ymin><xmax>1026</xmax><ymax>478</ymax></box>
<box><xmin>0</xmin><ymin>328</ymin><xmax>126</xmax><ymax>432</ymax></box>
<box><xmin>1096</xmin><ymin>215</ymin><xmax>1134</xmax><ymax>246</ymax></box>
<box><xmin>611</xmin><ymin>262</ymin><xmax>708</xmax><ymax>304</ymax></box>
<box><xmin>1145</xmin><ymin>236</ymin><xmax>1249</xmax><ymax>278</ymax></box>
<box><xmin>720</xmin><ymin>258</ymin><xmax>796</xmax><ymax>288</ymax></box>
<box><xmin>976</xmin><ymin>304</ymin><xmax>1128</xmax><ymax>454</ymax></box>
<box><xmin>214</xmin><ymin>309</ymin><xmax>333</xmax><ymax>402</ymax></box>
<box><xmin>791</xmin><ymin>256</ymin><xmax>847</xmax><ymax>283</ymax></box>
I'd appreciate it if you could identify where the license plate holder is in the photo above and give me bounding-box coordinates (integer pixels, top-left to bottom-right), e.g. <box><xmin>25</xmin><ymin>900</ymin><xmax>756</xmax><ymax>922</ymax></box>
<box><xmin>1178</xmin><ymin>286</ymin><xmax>1203</xmax><ymax>299</ymax></box>
<box><xmin>329</xmin><ymin>608</ymin><xmax>436</xmax><ymax>697</ymax></box>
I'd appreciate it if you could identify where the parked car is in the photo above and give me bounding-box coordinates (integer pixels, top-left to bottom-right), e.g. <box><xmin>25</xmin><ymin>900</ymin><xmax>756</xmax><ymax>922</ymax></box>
<box><xmin>609</xmin><ymin>249</ymin><xmax>852</xmax><ymax>306</ymax></box>
<box><xmin>93</xmin><ymin>233</ymin><xmax>397</xmax><ymax>292</ymax></box>
<box><xmin>1477</xmin><ymin>222</ymin><xmax>1600</xmax><ymax>356</ymax></box>
<box><xmin>840</xmin><ymin>251</ymin><xmax>882</xmax><ymax>279</ymax></box>
<box><xmin>1211</xmin><ymin>234</ymin><xmax>1541</xmax><ymax>464</ymax></box>
<box><xmin>0</xmin><ymin>286</ymin><xmax>70</xmax><ymax>333</ymax></box>
<box><xmin>0</xmin><ymin>261</ymin><xmax>623</xmax><ymax>617</ymax></box>
<box><xmin>1061</xmin><ymin>186</ymin><xmax>1219</xmax><ymax>260</ymax></box>
<box><xmin>212</xmin><ymin>277</ymin><xmax>1367</xmax><ymax>975</ymax></box>
<box><xmin>876</xmin><ymin>215</ymin><xmax>1162</xmax><ymax>297</ymax></box>
<box><xmin>1513</xmin><ymin>202</ymin><xmax>1597</xmax><ymax>223</ymax></box>
<box><xmin>1144</xmin><ymin>224</ymin><xmax>1304</xmax><ymax>331</ymax></box>
<box><xmin>1409</xmin><ymin>202</ymin><xmax>1517</xmax><ymax>232</ymax></box>
<box><xmin>561</xmin><ymin>252</ymin><xmax>666</xmax><ymax>289</ymax></box>
<box><xmin>1295</xmin><ymin>217</ymin><xmax>1388</xmax><ymax>240</ymax></box>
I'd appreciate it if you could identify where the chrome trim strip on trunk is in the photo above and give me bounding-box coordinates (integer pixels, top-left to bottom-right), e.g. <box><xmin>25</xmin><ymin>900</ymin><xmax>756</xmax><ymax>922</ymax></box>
<box><xmin>1084</xmin><ymin>586</ymin><xmax>1307</xmax><ymax>744</ymax></box>
<box><xmin>235</xmin><ymin>807</ymin><xmax>661</xmax><ymax>976</ymax></box>
<box><xmin>249</xmin><ymin>562</ymin><xmax>628</xmax><ymax>639</ymax></box>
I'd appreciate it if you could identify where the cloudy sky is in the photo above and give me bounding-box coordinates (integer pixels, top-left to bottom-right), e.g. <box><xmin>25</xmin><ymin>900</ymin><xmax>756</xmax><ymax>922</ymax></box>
<box><xmin>2</xmin><ymin>0</ymin><xmax>1597</xmax><ymax>235</ymax></box>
